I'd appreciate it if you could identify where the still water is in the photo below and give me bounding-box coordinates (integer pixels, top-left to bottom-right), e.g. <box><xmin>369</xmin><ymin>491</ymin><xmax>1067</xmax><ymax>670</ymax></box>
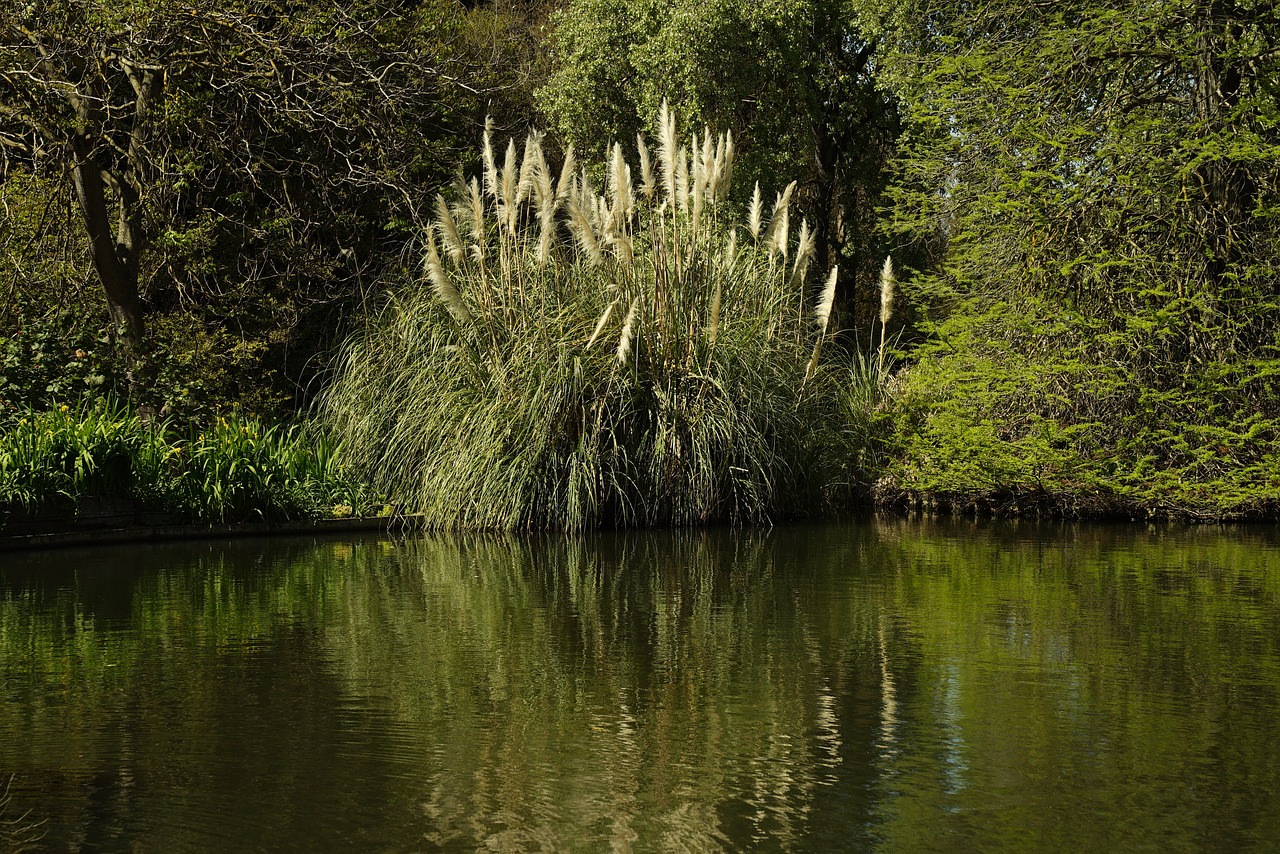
<box><xmin>2</xmin><ymin>521</ymin><xmax>1279</xmax><ymax>851</ymax></box>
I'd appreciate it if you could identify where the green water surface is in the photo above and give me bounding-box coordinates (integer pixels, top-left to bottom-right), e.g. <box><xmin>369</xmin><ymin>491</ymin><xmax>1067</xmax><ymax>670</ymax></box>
<box><xmin>2</xmin><ymin>521</ymin><xmax>1279</xmax><ymax>851</ymax></box>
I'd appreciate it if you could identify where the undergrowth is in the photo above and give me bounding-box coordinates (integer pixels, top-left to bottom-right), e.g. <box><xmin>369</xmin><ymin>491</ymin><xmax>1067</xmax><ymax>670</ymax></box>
<box><xmin>0</xmin><ymin>398</ymin><xmax>374</xmax><ymax>526</ymax></box>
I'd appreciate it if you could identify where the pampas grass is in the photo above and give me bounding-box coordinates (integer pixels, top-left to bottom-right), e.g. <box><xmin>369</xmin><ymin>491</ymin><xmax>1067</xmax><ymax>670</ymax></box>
<box><xmin>878</xmin><ymin>255</ymin><xmax>895</xmax><ymax>370</ymax></box>
<box><xmin>318</xmin><ymin>106</ymin><xmax>867</xmax><ymax>530</ymax></box>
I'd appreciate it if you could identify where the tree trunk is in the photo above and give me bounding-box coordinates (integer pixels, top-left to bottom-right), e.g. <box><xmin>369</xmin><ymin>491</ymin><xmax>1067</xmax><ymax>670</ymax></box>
<box><xmin>69</xmin><ymin>134</ymin><xmax>145</xmax><ymax>349</ymax></box>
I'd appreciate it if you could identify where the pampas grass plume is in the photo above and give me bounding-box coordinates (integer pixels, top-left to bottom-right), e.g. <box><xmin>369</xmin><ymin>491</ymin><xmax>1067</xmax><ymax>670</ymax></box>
<box><xmin>659</xmin><ymin>100</ymin><xmax>678</xmax><ymax>205</ymax></box>
<box><xmin>587</xmin><ymin>299</ymin><xmax>618</xmax><ymax>348</ymax></box>
<box><xmin>749</xmin><ymin>183</ymin><xmax>764</xmax><ymax>241</ymax></box>
<box><xmin>790</xmin><ymin>219</ymin><xmax>815</xmax><ymax>286</ymax></box>
<box><xmin>425</xmin><ymin>227</ymin><xmax>470</xmax><ymax>324</ymax></box>
<box><xmin>556</xmin><ymin>144</ymin><xmax>578</xmax><ymax>201</ymax></box>
<box><xmin>483</xmin><ymin>118</ymin><xmax>498</xmax><ymax>200</ymax></box>
<box><xmin>617</xmin><ymin>297</ymin><xmax>640</xmax><ymax>364</ymax></box>
<box><xmin>637</xmin><ymin>133</ymin><xmax>656</xmax><ymax>200</ymax></box>
<box><xmin>435</xmin><ymin>194</ymin><xmax>465</xmax><ymax>264</ymax></box>
<box><xmin>879</xmin><ymin>255</ymin><xmax>895</xmax><ymax>326</ymax></box>
<box><xmin>815</xmin><ymin>264</ymin><xmax>838</xmax><ymax>335</ymax></box>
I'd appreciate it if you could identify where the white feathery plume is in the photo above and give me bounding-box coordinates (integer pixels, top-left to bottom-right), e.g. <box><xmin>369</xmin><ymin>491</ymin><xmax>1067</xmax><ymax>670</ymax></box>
<box><xmin>482</xmin><ymin>118</ymin><xmax>498</xmax><ymax>200</ymax></box>
<box><xmin>707</xmin><ymin>133</ymin><xmax>724</xmax><ymax>201</ymax></box>
<box><xmin>516</xmin><ymin>133</ymin><xmax>534</xmax><ymax>208</ymax></box>
<box><xmin>530</xmin><ymin>136</ymin><xmax>553</xmax><ymax>208</ymax></box>
<box><xmin>814</xmin><ymin>264</ymin><xmax>839</xmax><ymax>334</ymax></box>
<box><xmin>435</xmin><ymin>194</ymin><xmax>465</xmax><ymax>264</ymax></box>
<box><xmin>587</xmin><ymin>299</ymin><xmax>618</xmax><ymax>348</ymax></box>
<box><xmin>699</xmin><ymin>132</ymin><xmax>714</xmax><ymax>196</ymax></box>
<box><xmin>711</xmin><ymin>131</ymin><xmax>735</xmax><ymax>201</ymax></box>
<box><xmin>608</xmin><ymin>142</ymin><xmax>625</xmax><ymax>206</ymax></box>
<box><xmin>659</xmin><ymin>100</ymin><xmax>678</xmax><ymax>205</ymax></box>
<box><xmin>425</xmin><ymin>227</ymin><xmax>470</xmax><ymax>324</ymax></box>
<box><xmin>878</xmin><ymin>254</ymin><xmax>896</xmax><ymax>369</ymax></box>
<box><xmin>566</xmin><ymin>196</ymin><xmax>603</xmax><ymax>266</ymax></box>
<box><xmin>880</xmin><ymin>254</ymin><xmax>896</xmax><ymax>326</ymax></box>
<box><xmin>804</xmin><ymin>264</ymin><xmax>839</xmax><ymax>384</ymax></box>
<box><xmin>555</xmin><ymin>144</ymin><xmax>578</xmax><ymax>202</ymax></box>
<box><xmin>637</xmin><ymin>133</ymin><xmax>656</xmax><ymax>200</ymax></box>
<box><xmin>748</xmin><ymin>182</ymin><xmax>764</xmax><ymax>241</ymax></box>
<box><xmin>500</xmin><ymin>138</ymin><xmax>518</xmax><ymax>233</ymax></box>
<box><xmin>764</xmin><ymin>180</ymin><xmax>797</xmax><ymax>257</ymax></box>
<box><xmin>608</xmin><ymin>142</ymin><xmax>634</xmax><ymax>226</ymax></box>
<box><xmin>616</xmin><ymin>297</ymin><xmax>641</xmax><ymax>364</ymax></box>
<box><xmin>790</xmin><ymin>219</ymin><xmax>815</xmax><ymax>286</ymax></box>
<box><xmin>675</xmin><ymin>147</ymin><xmax>690</xmax><ymax>214</ymax></box>
<box><xmin>690</xmin><ymin>132</ymin><xmax>704</xmax><ymax>196</ymax></box>
<box><xmin>467</xmin><ymin>177</ymin><xmax>485</xmax><ymax>240</ymax></box>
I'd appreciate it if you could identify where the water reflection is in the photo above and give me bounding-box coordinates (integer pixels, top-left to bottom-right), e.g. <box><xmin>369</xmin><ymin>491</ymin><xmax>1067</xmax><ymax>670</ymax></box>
<box><xmin>2</xmin><ymin>522</ymin><xmax>1280</xmax><ymax>850</ymax></box>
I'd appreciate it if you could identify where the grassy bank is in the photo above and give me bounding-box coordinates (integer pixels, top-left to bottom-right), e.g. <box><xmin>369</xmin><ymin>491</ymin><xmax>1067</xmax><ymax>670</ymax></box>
<box><xmin>0</xmin><ymin>399</ymin><xmax>376</xmax><ymax>527</ymax></box>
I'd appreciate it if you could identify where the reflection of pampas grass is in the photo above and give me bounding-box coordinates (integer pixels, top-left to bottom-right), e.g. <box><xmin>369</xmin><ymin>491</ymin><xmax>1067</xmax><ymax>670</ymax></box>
<box><xmin>320</xmin><ymin>103</ymin><xmax>868</xmax><ymax>530</ymax></box>
<box><xmin>1</xmin><ymin>775</ymin><xmax>44</xmax><ymax>851</ymax></box>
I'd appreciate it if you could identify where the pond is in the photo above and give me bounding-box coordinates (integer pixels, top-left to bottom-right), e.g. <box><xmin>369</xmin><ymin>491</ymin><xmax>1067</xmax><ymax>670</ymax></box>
<box><xmin>2</xmin><ymin>521</ymin><xmax>1279</xmax><ymax>851</ymax></box>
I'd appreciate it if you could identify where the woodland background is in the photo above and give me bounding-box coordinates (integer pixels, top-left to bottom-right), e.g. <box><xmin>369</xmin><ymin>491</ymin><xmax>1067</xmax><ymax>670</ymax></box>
<box><xmin>3</xmin><ymin>0</ymin><xmax>1278</xmax><ymax>519</ymax></box>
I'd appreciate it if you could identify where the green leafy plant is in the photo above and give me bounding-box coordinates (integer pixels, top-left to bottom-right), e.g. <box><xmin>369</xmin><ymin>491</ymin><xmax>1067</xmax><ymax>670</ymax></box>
<box><xmin>0</xmin><ymin>399</ymin><xmax>374</xmax><ymax>526</ymax></box>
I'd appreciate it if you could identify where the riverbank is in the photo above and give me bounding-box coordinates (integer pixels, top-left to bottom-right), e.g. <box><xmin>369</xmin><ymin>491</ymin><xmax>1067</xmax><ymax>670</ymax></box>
<box><xmin>0</xmin><ymin>513</ymin><xmax>404</xmax><ymax>552</ymax></box>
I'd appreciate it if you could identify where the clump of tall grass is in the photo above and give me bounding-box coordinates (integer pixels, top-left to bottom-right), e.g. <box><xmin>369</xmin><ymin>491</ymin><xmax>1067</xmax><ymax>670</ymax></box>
<box><xmin>319</xmin><ymin>107</ymin><xmax>870</xmax><ymax>530</ymax></box>
<box><xmin>0</xmin><ymin>399</ymin><xmax>372</xmax><ymax>525</ymax></box>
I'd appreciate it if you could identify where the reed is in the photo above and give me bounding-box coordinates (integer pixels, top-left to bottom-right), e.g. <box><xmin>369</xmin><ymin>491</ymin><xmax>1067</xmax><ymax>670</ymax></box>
<box><xmin>318</xmin><ymin>107</ymin><xmax>871</xmax><ymax>530</ymax></box>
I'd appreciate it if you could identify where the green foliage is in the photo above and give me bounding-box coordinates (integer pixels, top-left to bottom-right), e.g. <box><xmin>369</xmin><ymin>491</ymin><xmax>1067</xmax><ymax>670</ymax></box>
<box><xmin>876</xmin><ymin>0</ymin><xmax>1280</xmax><ymax>519</ymax></box>
<box><xmin>883</xmin><ymin>299</ymin><xmax>1280</xmax><ymax>519</ymax></box>
<box><xmin>0</xmin><ymin>399</ymin><xmax>373</xmax><ymax>525</ymax></box>
<box><xmin>0</xmin><ymin>314</ymin><xmax>116</xmax><ymax>409</ymax></box>
<box><xmin>1</xmin><ymin>0</ymin><xmax>486</xmax><ymax>414</ymax></box>
<box><xmin>320</xmin><ymin>111</ymin><xmax>875</xmax><ymax>530</ymax></box>
<box><xmin>539</xmin><ymin>0</ymin><xmax>900</xmax><ymax>303</ymax></box>
<box><xmin>884</xmin><ymin>0</ymin><xmax>1280</xmax><ymax>323</ymax></box>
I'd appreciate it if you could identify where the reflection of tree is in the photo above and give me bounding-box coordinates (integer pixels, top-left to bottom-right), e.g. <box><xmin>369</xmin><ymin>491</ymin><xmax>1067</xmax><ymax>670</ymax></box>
<box><xmin>867</xmin><ymin>518</ymin><xmax>1280</xmax><ymax>851</ymax></box>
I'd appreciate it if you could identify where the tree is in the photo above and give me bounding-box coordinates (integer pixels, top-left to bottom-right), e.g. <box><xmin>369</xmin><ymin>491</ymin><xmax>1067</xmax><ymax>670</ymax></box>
<box><xmin>538</xmin><ymin>0</ymin><xmax>900</xmax><ymax>309</ymax></box>
<box><xmin>883</xmin><ymin>0</ymin><xmax>1280</xmax><ymax>359</ymax></box>
<box><xmin>875</xmin><ymin>0</ymin><xmax>1280</xmax><ymax>516</ymax></box>
<box><xmin>1</xmin><ymin>0</ymin><xmax>475</xmax><ymax>399</ymax></box>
